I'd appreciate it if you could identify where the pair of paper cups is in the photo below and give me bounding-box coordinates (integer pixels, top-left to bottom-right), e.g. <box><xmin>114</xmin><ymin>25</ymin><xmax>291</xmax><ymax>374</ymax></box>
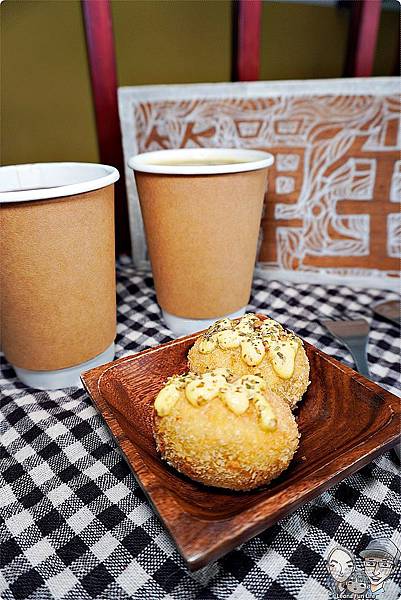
<box><xmin>0</xmin><ymin>150</ymin><xmax>273</xmax><ymax>389</ymax></box>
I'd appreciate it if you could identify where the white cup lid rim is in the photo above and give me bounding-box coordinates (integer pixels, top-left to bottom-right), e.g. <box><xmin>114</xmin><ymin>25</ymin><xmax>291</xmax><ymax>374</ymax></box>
<box><xmin>128</xmin><ymin>148</ymin><xmax>274</xmax><ymax>175</ymax></box>
<box><xmin>0</xmin><ymin>162</ymin><xmax>120</xmax><ymax>203</ymax></box>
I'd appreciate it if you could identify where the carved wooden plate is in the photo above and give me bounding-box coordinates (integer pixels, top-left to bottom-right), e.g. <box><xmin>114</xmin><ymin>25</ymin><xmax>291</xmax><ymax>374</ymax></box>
<box><xmin>81</xmin><ymin>320</ymin><xmax>400</xmax><ymax>570</ymax></box>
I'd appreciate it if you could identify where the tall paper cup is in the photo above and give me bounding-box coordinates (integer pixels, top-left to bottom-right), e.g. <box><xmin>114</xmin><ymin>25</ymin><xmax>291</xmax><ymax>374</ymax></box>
<box><xmin>128</xmin><ymin>148</ymin><xmax>274</xmax><ymax>336</ymax></box>
<box><xmin>0</xmin><ymin>163</ymin><xmax>119</xmax><ymax>389</ymax></box>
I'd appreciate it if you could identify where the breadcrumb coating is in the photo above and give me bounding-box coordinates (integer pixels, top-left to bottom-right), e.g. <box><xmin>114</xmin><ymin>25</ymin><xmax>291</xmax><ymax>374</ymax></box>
<box><xmin>188</xmin><ymin>314</ymin><xmax>310</xmax><ymax>409</ymax></box>
<box><xmin>153</xmin><ymin>384</ymin><xmax>299</xmax><ymax>491</ymax></box>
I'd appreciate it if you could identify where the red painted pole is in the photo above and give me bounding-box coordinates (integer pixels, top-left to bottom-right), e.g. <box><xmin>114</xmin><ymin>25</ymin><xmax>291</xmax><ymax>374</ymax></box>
<box><xmin>82</xmin><ymin>0</ymin><xmax>131</xmax><ymax>255</ymax></box>
<box><xmin>344</xmin><ymin>0</ymin><xmax>382</xmax><ymax>77</ymax></box>
<box><xmin>232</xmin><ymin>0</ymin><xmax>262</xmax><ymax>81</ymax></box>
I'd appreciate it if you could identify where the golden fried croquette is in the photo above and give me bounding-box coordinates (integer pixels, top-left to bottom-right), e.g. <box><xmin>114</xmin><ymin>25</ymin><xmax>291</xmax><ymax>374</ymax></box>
<box><xmin>153</xmin><ymin>369</ymin><xmax>299</xmax><ymax>491</ymax></box>
<box><xmin>188</xmin><ymin>313</ymin><xmax>309</xmax><ymax>409</ymax></box>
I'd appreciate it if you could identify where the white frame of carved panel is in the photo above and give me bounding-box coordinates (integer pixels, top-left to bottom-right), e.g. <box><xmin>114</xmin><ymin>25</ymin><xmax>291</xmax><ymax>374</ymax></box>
<box><xmin>118</xmin><ymin>78</ymin><xmax>400</xmax><ymax>290</ymax></box>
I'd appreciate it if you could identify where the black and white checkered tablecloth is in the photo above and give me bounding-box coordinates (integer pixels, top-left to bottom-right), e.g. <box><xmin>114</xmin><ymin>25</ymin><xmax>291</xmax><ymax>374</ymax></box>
<box><xmin>1</xmin><ymin>258</ymin><xmax>400</xmax><ymax>600</ymax></box>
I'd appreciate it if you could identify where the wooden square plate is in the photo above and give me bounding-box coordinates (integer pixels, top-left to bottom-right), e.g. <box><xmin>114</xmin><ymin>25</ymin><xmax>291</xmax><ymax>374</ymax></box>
<box><xmin>81</xmin><ymin>319</ymin><xmax>400</xmax><ymax>570</ymax></box>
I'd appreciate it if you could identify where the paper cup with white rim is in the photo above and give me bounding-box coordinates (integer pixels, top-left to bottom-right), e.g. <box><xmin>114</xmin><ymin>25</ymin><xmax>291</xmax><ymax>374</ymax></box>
<box><xmin>128</xmin><ymin>148</ymin><xmax>274</xmax><ymax>337</ymax></box>
<box><xmin>0</xmin><ymin>162</ymin><xmax>119</xmax><ymax>389</ymax></box>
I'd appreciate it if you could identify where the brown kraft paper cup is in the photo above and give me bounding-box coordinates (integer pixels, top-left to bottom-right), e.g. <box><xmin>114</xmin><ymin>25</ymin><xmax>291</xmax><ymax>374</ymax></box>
<box><xmin>0</xmin><ymin>163</ymin><xmax>119</xmax><ymax>376</ymax></box>
<box><xmin>129</xmin><ymin>149</ymin><xmax>274</xmax><ymax>321</ymax></box>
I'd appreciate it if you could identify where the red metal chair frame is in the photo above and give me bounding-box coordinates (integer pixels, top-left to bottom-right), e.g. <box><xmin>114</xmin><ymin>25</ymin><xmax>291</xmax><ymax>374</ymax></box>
<box><xmin>81</xmin><ymin>0</ymin><xmax>385</xmax><ymax>256</ymax></box>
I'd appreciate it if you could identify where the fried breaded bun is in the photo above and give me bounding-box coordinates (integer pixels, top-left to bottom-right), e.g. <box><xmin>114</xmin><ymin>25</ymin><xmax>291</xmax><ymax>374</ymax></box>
<box><xmin>153</xmin><ymin>370</ymin><xmax>299</xmax><ymax>491</ymax></box>
<box><xmin>188</xmin><ymin>314</ymin><xmax>309</xmax><ymax>409</ymax></box>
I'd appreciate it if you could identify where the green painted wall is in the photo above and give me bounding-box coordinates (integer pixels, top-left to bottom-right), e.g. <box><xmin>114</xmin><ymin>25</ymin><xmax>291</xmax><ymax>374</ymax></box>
<box><xmin>1</xmin><ymin>0</ymin><xmax>399</xmax><ymax>167</ymax></box>
<box><xmin>261</xmin><ymin>2</ymin><xmax>399</xmax><ymax>80</ymax></box>
<box><xmin>2</xmin><ymin>1</ymin><xmax>98</xmax><ymax>164</ymax></box>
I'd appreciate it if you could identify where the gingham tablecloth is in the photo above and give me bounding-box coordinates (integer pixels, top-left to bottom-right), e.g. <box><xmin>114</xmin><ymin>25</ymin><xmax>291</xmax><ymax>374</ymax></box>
<box><xmin>1</xmin><ymin>258</ymin><xmax>400</xmax><ymax>600</ymax></box>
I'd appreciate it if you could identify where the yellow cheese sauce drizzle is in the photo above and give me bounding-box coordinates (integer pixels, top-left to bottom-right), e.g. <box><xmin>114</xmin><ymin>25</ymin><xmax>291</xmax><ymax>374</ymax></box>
<box><xmin>154</xmin><ymin>370</ymin><xmax>277</xmax><ymax>431</ymax></box>
<box><xmin>198</xmin><ymin>314</ymin><xmax>300</xmax><ymax>379</ymax></box>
